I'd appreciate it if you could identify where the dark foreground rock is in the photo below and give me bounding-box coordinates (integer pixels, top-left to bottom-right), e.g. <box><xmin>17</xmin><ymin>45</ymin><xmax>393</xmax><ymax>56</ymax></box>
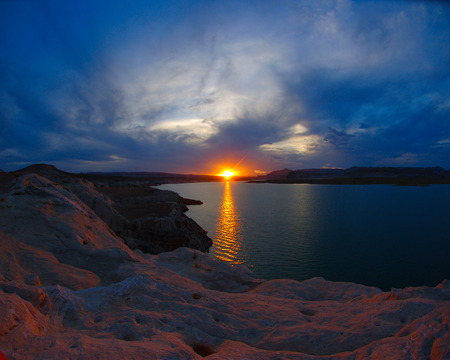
<box><xmin>0</xmin><ymin>166</ymin><xmax>449</xmax><ymax>359</ymax></box>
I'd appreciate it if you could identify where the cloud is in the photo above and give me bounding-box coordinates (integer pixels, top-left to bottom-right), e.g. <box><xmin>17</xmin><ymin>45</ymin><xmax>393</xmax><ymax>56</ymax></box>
<box><xmin>435</xmin><ymin>137</ymin><xmax>450</xmax><ymax>148</ymax></box>
<box><xmin>0</xmin><ymin>0</ymin><xmax>449</xmax><ymax>172</ymax></box>
<box><xmin>147</xmin><ymin>118</ymin><xmax>217</xmax><ymax>145</ymax></box>
<box><xmin>259</xmin><ymin>135</ymin><xmax>325</xmax><ymax>156</ymax></box>
<box><xmin>376</xmin><ymin>153</ymin><xmax>423</xmax><ymax>166</ymax></box>
<box><xmin>324</xmin><ymin>128</ymin><xmax>355</xmax><ymax>148</ymax></box>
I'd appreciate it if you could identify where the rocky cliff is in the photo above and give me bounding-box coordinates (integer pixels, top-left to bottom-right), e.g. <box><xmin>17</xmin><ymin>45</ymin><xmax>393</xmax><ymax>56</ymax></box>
<box><xmin>0</xmin><ymin>169</ymin><xmax>449</xmax><ymax>359</ymax></box>
<box><xmin>9</xmin><ymin>165</ymin><xmax>212</xmax><ymax>254</ymax></box>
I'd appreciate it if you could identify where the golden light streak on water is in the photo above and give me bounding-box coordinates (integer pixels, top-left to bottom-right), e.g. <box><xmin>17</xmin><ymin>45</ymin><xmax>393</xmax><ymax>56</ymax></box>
<box><xmin>212</xmin><ymin>181</ymin><xmax>245</xmax><ymax>264</ymax></box>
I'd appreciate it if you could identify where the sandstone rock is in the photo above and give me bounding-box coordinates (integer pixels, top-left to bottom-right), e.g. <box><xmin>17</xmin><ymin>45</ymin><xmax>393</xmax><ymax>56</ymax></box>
<box><xmin>97</xmin><ymin>186</ymin><xmax>212</xmax><ymax>254</ymax></box>
<box><xmin>0</xmin><ymin>170</ymin><xmax>449</xmax><ymax>359</ymax></box>
<box><xmin>10</xmin><ymin>164</ymin><xmax>213</xmax><ymax>254</ymax></box>
<box><xmin>152</xmin><ymin>247</ymin><xmax>257</xmax><ymax>292</ymax></box>
<box><xmin>0</xmin><ymin>174</ymin><xmax>138</xmax><ymax>289</ymax></box>
<box><xmin>0</xmin><ymin>291</ymin><xmax>47</xmax><ymax>338</ymax></box>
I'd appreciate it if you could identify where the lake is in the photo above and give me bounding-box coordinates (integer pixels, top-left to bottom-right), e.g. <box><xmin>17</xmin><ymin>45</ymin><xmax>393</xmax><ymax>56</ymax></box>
<box><xmin>159</xmin><ymin>181</ymin><xmax>450</xmax><ymax>290</ymax></box>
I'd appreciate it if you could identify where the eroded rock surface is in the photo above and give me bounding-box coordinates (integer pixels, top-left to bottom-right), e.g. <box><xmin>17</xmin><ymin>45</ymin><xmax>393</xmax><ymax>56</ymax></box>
<box><xmin>9</xmin><ymin>164</ymin><xmax>212</xmax><ymax>254</ymax></box>
<box><xmin>0</xmin><ymin>168</ymin><xmax>449</xmax><ymax>359</ymax></box>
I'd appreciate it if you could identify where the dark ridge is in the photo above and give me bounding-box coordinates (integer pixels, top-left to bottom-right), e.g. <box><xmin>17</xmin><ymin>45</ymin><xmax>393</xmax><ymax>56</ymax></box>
<box><xmin>80</xmin><ymin>172</ymin><xmax>254</xmax><ymax>184</ymax></box>
<box><xmin>288</xmin><ymin>166</ymin><xmax>447</xmax><ymax>179</ymax></box>
<box><xmin>260</xmin><ymin>168</ymin><xmax>293</xmax><ymax>179</ymax></box>
<box><xmin>250</xmin><ymin>166</ymin><xmax>450</xmax><ymax>185</ymax></box>
<box><xmin>11</xmin><ymin>163</ymin><xmax>69</xmax><ymax>177</ymax></box>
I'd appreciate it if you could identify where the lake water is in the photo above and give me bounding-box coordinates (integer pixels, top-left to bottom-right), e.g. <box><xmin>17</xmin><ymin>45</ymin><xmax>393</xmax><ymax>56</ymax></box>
<box><xmin>159</xmin><ymin>181</ymin><xmax>450</xmax><ymax>290</ymax></box>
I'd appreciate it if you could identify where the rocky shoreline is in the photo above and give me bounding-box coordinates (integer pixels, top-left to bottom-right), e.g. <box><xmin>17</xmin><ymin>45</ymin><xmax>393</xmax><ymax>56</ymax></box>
<box><xmin>0</xmin><ymin>165</ymin><xmax>449</xmax><ymax>359</ymax></box>
<box><xmin>4</xmin><ymin>164</ymin><xmax>212</xmax><ymax>255</ymax></box>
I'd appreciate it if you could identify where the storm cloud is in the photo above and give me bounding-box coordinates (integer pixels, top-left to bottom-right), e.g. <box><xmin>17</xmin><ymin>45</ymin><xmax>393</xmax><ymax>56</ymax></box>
<box><xmin>0</xmin><ymin>0</ymin><xmax>449</xmax><ymax>174</ymax></box>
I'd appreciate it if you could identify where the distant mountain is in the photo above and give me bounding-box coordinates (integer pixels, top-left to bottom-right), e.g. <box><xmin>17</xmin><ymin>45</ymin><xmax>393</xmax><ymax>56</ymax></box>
<box><xmin>82</xmin><ymin>171</ymin><xmax>236</xmax><ymax>184</ymax></box>
<box><xmin>86</xmin><ymin>171</ymin><xmax>201</xmax><ymax>178</ymax></box>
<box><xmin>12</xmin><ymin>163</ymin><xmax>69</xmax><ymax>177</ymax></box>
<box><xmin>8</xmin><ymin>164</ymin><xmax>450</xmax><ymax>185</ymax></box>
<box><xmin>288</xmin><ymin>166</ymin><xmax>447</xmax><ymax>179</ymax></box>
<box><xmin>248</xmin><ymin>166</ymin><xmax>450</xmax><ymax>185</ymax></box>
<box><xmin>264</xmin><ymin>168</ymin><xmax>293</xmax><ymax>179</ymax></box>
<box><xmin>287</xmin><ymin>168</ymin><xmax>345</xmax><ymax>179</ymax></box>
<box><xmin>10</xmin><ymin>165</ymin><xmax>212</xmax><ymax>179</ymax></box>
<box><xmin>5</xmin><ymin>164</ymin><xmax>256</xmax><ymax>187</ymax></box>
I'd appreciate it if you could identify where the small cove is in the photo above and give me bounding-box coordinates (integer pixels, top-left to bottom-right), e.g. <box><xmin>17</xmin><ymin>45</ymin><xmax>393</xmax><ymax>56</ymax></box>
<box><xmin>159</xmin><ymin>182</ymin><xmax>450</xmax><ymax>290</ymax></box>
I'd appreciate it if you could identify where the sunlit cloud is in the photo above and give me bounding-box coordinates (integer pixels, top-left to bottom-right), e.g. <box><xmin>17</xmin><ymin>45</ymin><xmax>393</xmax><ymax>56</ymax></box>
<box><xmin>259</xmin><ymin>122</ymin><xmax>322</xmax><ymax>156</ymax></box>
<box><xmin>290</xmin><ymin>124</ymin><xmax>308</xmax><ymax>135</ymax></box>
<box><xmin>114</xmin><ymin>35</ymin><xmax>288</xmax><ymax>143</ymax></box>
<box><xmin>148</xmin><ymin>118</ymin><xmax>217</xmax><ymax>145</ymax></box>
<box><xmin>260</xmin><ymin>135</ymin><xmax>326</xmax><ymax>156</ymax></box>
<box><xmin>109</xmin><ymin>155</ymin><xmax>124</xmax><ymax>161</ymax></box>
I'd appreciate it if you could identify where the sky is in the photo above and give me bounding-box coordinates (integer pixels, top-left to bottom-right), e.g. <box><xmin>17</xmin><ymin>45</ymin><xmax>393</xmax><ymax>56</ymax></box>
<box><xmin>0</xmin><ymin>0</ymin><xmax>449</xmax><ymax>175</ymax></box>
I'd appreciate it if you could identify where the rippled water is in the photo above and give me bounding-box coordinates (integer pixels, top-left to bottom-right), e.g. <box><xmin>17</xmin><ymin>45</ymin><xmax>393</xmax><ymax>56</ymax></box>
<box><xmin>213</xmin><ymin>181</ymin><xmax>245</xmax><ymax>263</ymax></box>
<box><xmin>159</xmin><ymin>182</ymin><xmax>450</xmax><ymax>290</ymax></box>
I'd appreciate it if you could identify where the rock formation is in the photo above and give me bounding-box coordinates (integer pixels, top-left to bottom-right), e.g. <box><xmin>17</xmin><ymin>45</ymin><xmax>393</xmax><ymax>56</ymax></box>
<box><xmin>0</xmin><ymin>168</ymin><xmax>449</xmax><ymax>359</ymax></box>
<box><xmin>10</xmin><ymin>164</ymin><xmax>212</xmax><ymax>254</ymax></box>
<box><xmin>264</xmin><ymin>168</ymin><xmax>293</xmax><ymax>179</ymax></box>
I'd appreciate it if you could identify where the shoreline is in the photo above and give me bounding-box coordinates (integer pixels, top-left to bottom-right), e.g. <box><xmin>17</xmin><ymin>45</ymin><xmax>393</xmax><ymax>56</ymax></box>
<box><xmin>0</xmin><ymin>164</ymin><xmax>449</xmax><ymax>359</ymax></box>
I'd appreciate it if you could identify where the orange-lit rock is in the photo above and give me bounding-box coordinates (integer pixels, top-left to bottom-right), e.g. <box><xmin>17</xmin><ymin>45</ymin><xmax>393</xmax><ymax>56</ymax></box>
<box><xmin>0</xmin><ymin>170</ymin><xmax>449</xmax><ymax>359</ymax></box>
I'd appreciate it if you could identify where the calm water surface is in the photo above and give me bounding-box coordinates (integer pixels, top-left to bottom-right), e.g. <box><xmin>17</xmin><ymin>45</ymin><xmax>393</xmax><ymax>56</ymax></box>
<box><xmin>159</xmin><ymin>182</ymin><xmax>450</xmax><ymax>290</ymax></box>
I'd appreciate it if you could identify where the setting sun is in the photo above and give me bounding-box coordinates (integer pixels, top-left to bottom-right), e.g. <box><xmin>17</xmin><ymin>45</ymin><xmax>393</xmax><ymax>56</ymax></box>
<box><xmin>219</xmin><ymin>170</ymin><xmax>236</xmax><ymax>179</ymax></box>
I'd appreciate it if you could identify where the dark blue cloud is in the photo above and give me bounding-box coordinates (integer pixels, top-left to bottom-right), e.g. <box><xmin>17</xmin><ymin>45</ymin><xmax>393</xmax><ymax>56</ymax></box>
<box><xmin>0</xmin><ymin>0</ymin><xmax>449</xmax><ymax>173</ymax></box>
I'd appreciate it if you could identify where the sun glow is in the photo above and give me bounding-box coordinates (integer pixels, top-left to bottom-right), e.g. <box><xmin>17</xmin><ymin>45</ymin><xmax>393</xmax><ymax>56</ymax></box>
<box><xmin>219</xmin><ymin>170</ymin><xmax>236</xmax><ymax>179</ymax></box>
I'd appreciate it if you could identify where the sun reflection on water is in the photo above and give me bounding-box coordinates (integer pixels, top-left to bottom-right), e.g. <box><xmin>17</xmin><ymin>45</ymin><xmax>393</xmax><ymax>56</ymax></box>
<box><xmin>212</xmin><ymin>181</ymin><xmax>245</xmax><ymax>264</ymax></box>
